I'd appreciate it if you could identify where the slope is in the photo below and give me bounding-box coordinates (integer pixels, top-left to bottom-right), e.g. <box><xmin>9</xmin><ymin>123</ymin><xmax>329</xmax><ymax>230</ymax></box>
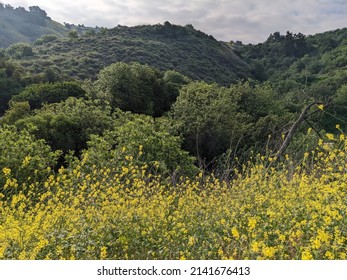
<box><xmin>0</xmin><ymin>4</ymin><xmax>67</xmax><ymax>48</ymax></box>
<box><xmin>235</xmin><ymin>28</ymin><xmax>347</xmax><ymax>138</ymax></box>
<box><xmin>15</xmin><ymin>22</ymin><xmax>251</xmax><ymax>85</ymax></box>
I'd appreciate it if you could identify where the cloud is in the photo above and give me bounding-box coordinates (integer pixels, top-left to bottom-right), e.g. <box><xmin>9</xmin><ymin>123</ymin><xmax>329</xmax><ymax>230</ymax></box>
<box><xmin>6</xmin><ymin>0</ymin><xmax>347</xmax><ymax>43</ymax></box>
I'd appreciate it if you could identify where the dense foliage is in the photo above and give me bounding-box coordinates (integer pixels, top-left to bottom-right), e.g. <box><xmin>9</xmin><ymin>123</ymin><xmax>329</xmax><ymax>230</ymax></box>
<box><xmin>10</xmin><ymin>81</ymin><xmax>86</xmax><ymax>109</ymax></box>
<box><xmin>0</xmin><ymin>58</ymin><xmax>24</xmax><ymax>114</ymax></box>
<box><xmin>95</xmin><ymin>62</ymin><xmax>188</xmax><ymax>116</ymax></box>
<box><xmin>1</xmin><ymin>5</ymin><xmax>347</xmax><ymax>260</ymax></box>
<box><xmin>0</xmin><ymin>125</ymin><xmax>60</xmax><ymax>188</ymax></box>
<box><xmin>236</xmin><ymin>29</ymin><xmax>347</xmax><ymax>152</ymax></box>
<box><xmin>6</xmin><ymin>22</ymin><xmax>250</xmax><ymax>85</ymax></box>
<box><xmin>13</xmin><ymin>98</ymin><xmax>114</xmax><ymax>154</ymax></box>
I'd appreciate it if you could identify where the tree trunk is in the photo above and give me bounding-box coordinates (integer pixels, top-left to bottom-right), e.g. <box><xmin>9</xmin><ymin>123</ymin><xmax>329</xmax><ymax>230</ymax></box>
<box><xmin>275</xmin><ymin>100</ymin><xmax>317</xmax><ymax>159</ymax></box>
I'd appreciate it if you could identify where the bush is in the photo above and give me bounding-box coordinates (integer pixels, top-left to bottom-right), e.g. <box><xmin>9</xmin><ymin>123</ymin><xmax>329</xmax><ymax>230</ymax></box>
<box><xmin>83</xmin><ymin>111</ymin><xmax>197</xmax><ymax>177</ymax></box>
<box><xmin>14</xmin><ymin>98</ymin><xmax>113</xmax><ymax>153</ymax></box>
<box><xmin>34</xmin><ymin>34</ymin><xmax>58</xmax><ymax>45</ymax></box>
<box><xmin>0</xmin><ymin>125</ymin><xmax>60</xmax><ymax>192</ymax></box>
<box><xmin>11</xmin><ymin>81</ymin><xmax>86</xmax><ymax>110</ymax></box>
<box><xmin>5</xmin><ymin>43</ymin><xmax>33</xmax><ymax>58</ymax></box>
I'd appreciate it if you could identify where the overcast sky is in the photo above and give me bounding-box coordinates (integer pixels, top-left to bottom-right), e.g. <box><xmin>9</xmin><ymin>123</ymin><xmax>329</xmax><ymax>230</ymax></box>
<box><xmin>4</xmin><ymin>0</ymin><xmax>347</xmax><ymax>43</ymax></box>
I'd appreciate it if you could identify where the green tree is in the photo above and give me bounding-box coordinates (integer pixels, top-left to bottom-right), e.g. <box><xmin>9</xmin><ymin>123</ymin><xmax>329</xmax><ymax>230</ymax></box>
<box><xmin>5</xmin><ymin>43</ymin><xmax>33</xmax><ymax>58</ymax></box>
<box><xmin>34</xmin><ymin>34</ymin><xmax>58</xmax><ymax>45</ymax></box>
<box><xmin>83</xmin><ymin>110</ymin><xmax>197</xmax><ymax>177</ymax></box>
<box><xmin>14</xmin><ymin>98</ymin><xmax>113</xmax><ymax>154</ymax></box>
<box><xmin>162</xmin><ymin>70</ymin><xmax>191</xmax><ymax>111</ymax></box>
<box><xmin>96</xmin><ymin>62</ymin><xmax>177</xmax><ymax>117</ymax></box>
<box><xmin>171</xmin><ymin>81</ymin><xmax>251</xmax><ymax>164</ymax></box>
<box><xmin>0</xmin><ymin>101</ymin><xmax>31</xmax><ymax>125</ymax></box>
<box><xmin>0</xmin><ymin>58</ymin><xmax>23</xmax><ymax>115</ymax></box>
<box><xmin>28</xmin><ymin>6</ymin><xmax>47</xmax><ymax>17</ymax></box>
<box><xmin>11</xmin><ymin>81</ymin><xmax>86</xmax><ymax>110</ymax></box>
<box><xmin>68</xmin><ymin>29</ymin><xmax>78</xmax><ymax>39</ymax></box>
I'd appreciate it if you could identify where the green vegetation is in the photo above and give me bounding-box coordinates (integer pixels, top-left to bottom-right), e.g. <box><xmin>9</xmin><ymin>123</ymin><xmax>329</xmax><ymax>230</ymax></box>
<box><xmin>10</xmin><ymin>81</ymin><xmax>86</xmax><ymax>109</ymax></box>
<box><xmin>82</xmin><ymin>110</ymin><xmax>197</xmax><ymax>177</ymax></box>
<box><xmin>12</xmin><ymin>98</ymin><xmax>114</xmax><ymax>154</ymax></box>
<box><xmin>7</xmin><ymin>22</ymin><xmax>250</xmax><ymax>85</ymax></box>
<box><xmin>0</xmin><ymin>57</ymin><xmax>25</xmax><ymax>115</ymax></box>
<box><xmin>0</xmin><ymin>125</ymin><xmax>60</xmax><ymax>188</ymax></box>
<box><xmin>1</xmin><ymin>8</ymin><xmax>346</xmax><ymax>169</ymax></box>
<box><xmin>1</xmin><ymin>4</ymin><xmax>347</xmax><ymax>260</ymax></box>
<box><xmin>236</xmin><ymin>30</ymin><xmax>347</xmax><ymax>157</ymax></box>
<box><xmin>95</xmin><ymin>62</ymin><xmax>189</xmax><ymax>116</ymax></box>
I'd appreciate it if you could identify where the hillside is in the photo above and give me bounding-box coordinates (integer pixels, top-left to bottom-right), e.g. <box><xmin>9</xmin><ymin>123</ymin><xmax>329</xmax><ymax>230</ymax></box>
<box><xmin>0</xmin><ymin>4</ymin><xmax>67</xmax><ymax>48</ymax></box>
<box><xmin>236</xmin><ymin>28</ymin><xmax>347</xmax><ymax>89</ymax></box>
<box><xmin>235</xmin><ymin>28</ymin><xmax>347</xmax><ymax>140</ymax></box>
<box><xmin>2</xmin><ymin>5</ymin><xmax>347</xmax><ymax>262</ymax></box>
<box><xmin>14</xmin><ymin>22</ymin><xmax>251</xmax><ymax>85</ymax></box>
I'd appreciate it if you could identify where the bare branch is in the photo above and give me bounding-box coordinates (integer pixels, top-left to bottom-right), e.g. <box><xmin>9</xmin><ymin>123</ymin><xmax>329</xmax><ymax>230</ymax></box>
<box><xmin>275</xmin><ymin>100</ymin><xmax>317</xmax><ymax>159</ymax></box>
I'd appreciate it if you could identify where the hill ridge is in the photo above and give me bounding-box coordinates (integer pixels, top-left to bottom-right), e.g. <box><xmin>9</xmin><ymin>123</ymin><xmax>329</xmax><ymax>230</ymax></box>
<box><xmin>0</xmin><ymin>4</ymin><xmax>67</xmax><ymax>48</ymax></box>
<box><xmin>12</xmin><ymin>21</ymin><xmax>251</xmax><ymax>85</ymax></box>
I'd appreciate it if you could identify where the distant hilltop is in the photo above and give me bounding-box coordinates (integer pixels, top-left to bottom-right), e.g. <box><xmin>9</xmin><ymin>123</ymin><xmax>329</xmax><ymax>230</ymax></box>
<box><xmin>0</xmin><ymin>3</ymin><xmax>67</xmax><ymax>48</ymax></box>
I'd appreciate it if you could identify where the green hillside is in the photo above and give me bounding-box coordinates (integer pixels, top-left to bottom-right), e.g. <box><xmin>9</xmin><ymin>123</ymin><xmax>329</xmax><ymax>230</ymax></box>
<box><xmin>236</xmin><ymin>28</ymin><xmax>347</xmax><ymax>89</ymax></box>
<box><xmin>13</xmin><ymin>22</ymin><xmax>251</xmax><ymax>85</ymax></box>
<box><xmin>0</xmin><ymin>4</ymin><xmax>67</xmax><ymax>48</ymax></box>
<box><xmin>2</xmin><ymin>4</ymin><xmax>347</xmax><ymax>261</ymax></box>
<box><xmin>1</xmin><ymin>3</ymin><xmax>347</xmax><ymax>162</ymax></box>
<box><xmin>234</xmin><ymin>28</ymin><xmax>347</xmax><ymax>150</ymax></box>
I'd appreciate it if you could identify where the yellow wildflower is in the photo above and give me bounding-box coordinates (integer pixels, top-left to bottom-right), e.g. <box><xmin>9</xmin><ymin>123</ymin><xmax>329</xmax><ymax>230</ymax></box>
<box><xmin>326</xmin><ymin>133</ymin><xmax>335</xmax><ymax>140</ymax></box>
<box><xmin>231</xmin><ymin>227</ymin><xmax>240</xmax><ymax>240</ymax></box>
<box><xmin>2</xmin><ymin>167</ymin><xmax>11</xmax><ymax>176</ymax></box>
<box><xmin>248</xmin><ymin>217</ymin><xmax>257</xmax><ymax>230</ymax></box>
<box><xmin>251</xmin><ymin>241</ymin><xmax>260</xmax><ymax>253</ymax></box>
<box><xmin>188</xmin><ymin>236</ymin><xmax>196</xmax><ymax>246</ymax></box>
<box><xmin>22</xmin><ymin>156</ymin><xmax>31</xmax><ymax>167</ymax></box>
<box><xmin>302</xmin><ymin>250</ymin><xmax>313</xmax><ymax>260</ymax></box>
<box><xmin>262</xmin><ymin>246</ymin><xmax>276</xmax><ymax>258</ymax></box>
<box><xmin>325</xmin><ymin>251</ymin><xmax>334</xmax><ymax>260</ymax></box>
<box><xmin>100</xmin><ymin>246</ymin><xmax>108</xmax><ymax>259</ymax></box>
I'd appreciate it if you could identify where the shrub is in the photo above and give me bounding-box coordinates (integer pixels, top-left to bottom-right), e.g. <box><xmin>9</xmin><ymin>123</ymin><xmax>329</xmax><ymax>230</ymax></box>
<box><xmin>0</xmin><ymin>125</ymin><xmax>60</xmax><ymax>193</ymax></box>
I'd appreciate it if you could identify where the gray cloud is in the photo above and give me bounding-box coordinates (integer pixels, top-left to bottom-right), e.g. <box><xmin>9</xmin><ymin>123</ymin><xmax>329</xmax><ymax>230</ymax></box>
<box><xmin>6</xmin><ymin>0</ymin><xmax>347</xmax><ymax>43</ymax></box>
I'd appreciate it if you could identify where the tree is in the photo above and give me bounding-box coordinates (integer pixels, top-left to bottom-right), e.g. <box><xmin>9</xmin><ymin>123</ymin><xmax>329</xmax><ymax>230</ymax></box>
<box><xmin>83</xmin><ymin>110</ymin><xmax>197</xmax><ymax>177</ymax></box>
<box><xmin>0</xmin><ymin>58</ymin><xmax>24</xmax><ymax>115</ymax></box>
<box><xmin>68</xmin><ymin>30</ymin><xmax>78</xmax><ymax>39</ymax></box>
<box><xmin>11</xmin><ymin>81</ymin><xmax>86</xmax><ymax>110</ymax></box>
<box><xmin>34</xmin><ymin>34</ymin><xmax>58</xmax><ymax>45</ymax></box>
<box><xmin>161</xmin><ymin>70</ymin><xmax>191</xmax><ymax>112</ymax></box>
<box><xmin>234</xmin><ymin>82</ymin><xmax>292</xmax><ymax>151</ymax></box>
<box><xmin>171</xmin><ymin>81</ymin><xmax>251</xmax><ymax>164</ymax></box>
<box><xmin>275</xmin><ymin>100</ymin><xmax>318</xmax><ymax>159</ymax></box>
<box><xmin>0</xmin><ymin>101</ymin><xmax>31</xmax><ymax>125</ymax></box>
<box><xmin>5</xmin><ymin>43</ymin><xmax>33</xmax><ymax>58</ymax></box>
<box><xmin>96</xmin><ymin>62</ymin><xmax>170</xmax><ymax>116</ymax></box>
<box><xmin>28</xmin><ymin>6</ymin><xmax>47</xmax><ymax>17</ymax></box>
<box><xmin>84</xmin><ymin>30</ymin><xmax>96</xmax><ymax>36</ymax></box>
<box><xmin>4</xmin><ymin>4</ymin><xmax>13</xmax><ymax>10</ymax></box>
<box><xmin>14</xmin><ymin>98</ymin><xmax>113</xmax><ymax>154</ymax></box>
<box><xmin>250</xmin><ymin>61</ymin><xmax>267</xmax><ymax>81</ymax></box>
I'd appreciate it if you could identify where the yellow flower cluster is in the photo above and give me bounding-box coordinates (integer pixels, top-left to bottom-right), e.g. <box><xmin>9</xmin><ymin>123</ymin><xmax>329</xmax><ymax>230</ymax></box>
<box><xmin>1</xmin><ymin>138</ymin><xmax>347</xmax><ymax>260</ymax></box>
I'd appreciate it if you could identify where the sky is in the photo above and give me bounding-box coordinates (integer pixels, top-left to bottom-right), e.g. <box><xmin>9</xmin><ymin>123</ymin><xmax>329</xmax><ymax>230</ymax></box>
<box><xmin>4</xmin><ymin>0</ymin><xmax>347</xmax><ymax>43</ymax></box>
